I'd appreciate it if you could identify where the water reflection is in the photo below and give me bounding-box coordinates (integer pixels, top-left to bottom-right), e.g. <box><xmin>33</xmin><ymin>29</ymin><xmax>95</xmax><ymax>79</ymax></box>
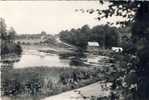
<box><xmin>0</xmin><ymin>50</ymin><xmax>89</xmax><ymax>69</ymax></box>
<box><xmin>0</xmin><ymin>50</ymin><xmax>108</xmax><ymax>69</ymax></box>
<box><xmin>14</xmin><ymin>54</ymin><xmax>70</xmax><ymax>68</ymax></box>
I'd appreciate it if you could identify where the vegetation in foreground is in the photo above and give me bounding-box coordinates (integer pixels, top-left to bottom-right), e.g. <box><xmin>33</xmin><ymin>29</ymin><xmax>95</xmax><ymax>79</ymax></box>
<box><xmin>87</xmin><ymin>1</ymin><xmax>149</xmax><ymax>100</ymax></box>
<box><xmin>1</xmin><ymin>66</ymin><xmax>109</xmax><ymax>99</ymax></box>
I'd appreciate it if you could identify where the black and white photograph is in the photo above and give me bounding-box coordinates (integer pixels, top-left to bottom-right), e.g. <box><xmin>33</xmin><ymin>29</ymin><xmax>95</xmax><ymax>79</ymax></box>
<box><xmin>0</xmin><ymin>0</ymin><xmax>149</xmax><ymax>100</ymax></box>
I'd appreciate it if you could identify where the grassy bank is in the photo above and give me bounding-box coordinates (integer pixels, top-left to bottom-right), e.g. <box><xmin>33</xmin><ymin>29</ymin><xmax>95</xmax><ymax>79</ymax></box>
<box><xmin>1</xmin><ymin>66</ymin><xmax>105</xmax><ymax>99</ymax></box>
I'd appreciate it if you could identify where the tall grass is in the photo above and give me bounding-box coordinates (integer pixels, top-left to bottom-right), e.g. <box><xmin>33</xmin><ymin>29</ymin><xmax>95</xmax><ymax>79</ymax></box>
<box><xmin>1</xmin><ymin>66</ymin><xmax>104</xmax><ymax>98</ymax></box>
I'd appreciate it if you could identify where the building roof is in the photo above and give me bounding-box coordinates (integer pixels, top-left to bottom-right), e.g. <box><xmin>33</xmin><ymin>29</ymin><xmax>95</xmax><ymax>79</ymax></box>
<box><xmin>88</xmin><ymin>42</ymin><xmax>99</xmax><ymax>47</ymax></box>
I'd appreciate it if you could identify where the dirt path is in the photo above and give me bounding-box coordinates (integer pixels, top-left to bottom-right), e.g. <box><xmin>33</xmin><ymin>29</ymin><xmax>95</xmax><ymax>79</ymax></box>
<box><xmin>42</xmin><ymin>81</ymin><xmax>111</xmax><ymax>100</ymax></box>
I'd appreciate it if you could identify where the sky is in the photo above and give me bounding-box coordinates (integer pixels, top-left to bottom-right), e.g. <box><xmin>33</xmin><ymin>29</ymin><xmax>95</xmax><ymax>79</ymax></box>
<box><xmin>0</xmin><ymin>1</ymin><xmax>123</xmax><ymax>35</ymax></box>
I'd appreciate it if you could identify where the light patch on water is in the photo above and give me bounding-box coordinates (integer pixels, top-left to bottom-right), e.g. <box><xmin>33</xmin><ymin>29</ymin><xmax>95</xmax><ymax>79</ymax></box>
<box><xmin>14</xmin><ymin>54</ymin><xmax>70</xmax><ymax>69</ymax></box>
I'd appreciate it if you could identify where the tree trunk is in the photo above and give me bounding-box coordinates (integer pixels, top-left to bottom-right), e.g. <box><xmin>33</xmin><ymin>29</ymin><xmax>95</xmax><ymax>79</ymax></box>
<box><xmin>132</xmin><ymin>2</ymin><xmax>149</xmax><ymax>100</ymax></box>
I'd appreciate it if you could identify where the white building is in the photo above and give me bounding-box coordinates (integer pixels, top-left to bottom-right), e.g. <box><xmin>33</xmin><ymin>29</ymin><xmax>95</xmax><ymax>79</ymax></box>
<box><xmin>112</xmin><ymin>47</ymin><xmax>123</xmax><ymax>52</ymax></box>
<box><xmin>88</xmin><ymin>42</ymin><xmax>99</xmax><ymax>47</ymax></box>
<box><xmin>87</xmin><ymin>42</ymin><xmax>100</xmax><ymax>53</ymax></box>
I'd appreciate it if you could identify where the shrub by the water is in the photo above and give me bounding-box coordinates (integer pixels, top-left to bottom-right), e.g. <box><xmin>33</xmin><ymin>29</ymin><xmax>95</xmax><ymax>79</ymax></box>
<box><xmin>1</xmin><ymin>42</ymin><xmax>22</xmax><ymax>56</ymax></box>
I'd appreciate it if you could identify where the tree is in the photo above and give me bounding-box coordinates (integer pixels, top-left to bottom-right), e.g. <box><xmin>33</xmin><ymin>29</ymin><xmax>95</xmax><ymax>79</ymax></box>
<box><xmin>77</xmin><ymin>1</ymin><xmax>149</xmax><ymax>100</ymax></box>
<box><xmin>80</xmin><ymin>25</ymin><xmax>91</xmax><ymax>41</ymax></box>
<box><xmin>0</xmin><ymin>18</ymin><xmax>22</xmax><ymax>56</ymax></box>
<box><xmin>104</xmin><ymin>26</ymin><xmax>119</xmax><ymax>48</ymax></box>
<box><xmin>59</xmin><ymin>26</ymin><xmax>88</xmax><ymax>49</ymax></box>
<box><xmin>91</xmin><ymin>25</ymin><xmax>119</xmax><ymax>48</ymax></box>
<box><xmin>104</xmin><ymin>1</ymin><xmax>148</xmax><ymax>100</ymax></box>
<box><xmin>0</xmin><ymin>18</ymin><xmax>7</xmax><ymax>40</ymax></box>
<box><xmin>59</xmin><ymin>24</ymin><xmax>119</xmax><ymax>49</ymax></box>
<box><xmin>41</xmin><ymin>31</ymin><xmax>46</xmax><ymax>35</ymax></box>
<box><xmin>8</xmin><ymin>27</ymin><xmax>16</xmax><ymax>43</ymax></box>
<box><xmin>91</xmin><ymin>25</ymin><xmax>105</xmax><ymax>48</ymax></box>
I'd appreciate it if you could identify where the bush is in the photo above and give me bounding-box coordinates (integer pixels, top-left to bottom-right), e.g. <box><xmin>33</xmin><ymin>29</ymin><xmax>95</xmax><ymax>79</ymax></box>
<box><xmin>15</xmin><ymin>44</ymin><xmax>22</xmax><ymax>55</ymax></box>
<box><xmin>1</xmin><ymin>42</ymin><xmax>22</xmax><ymax>56</ymax></box>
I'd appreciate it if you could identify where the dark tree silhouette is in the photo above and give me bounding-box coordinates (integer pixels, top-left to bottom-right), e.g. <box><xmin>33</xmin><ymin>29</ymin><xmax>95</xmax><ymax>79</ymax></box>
<box><xmin>76</xmin><ymin>1</ymin><xmax>149</xmax><ymax>100</ymax></box>
<box><xmin>0</xmin><ymin>18</ymin><xmax>22</xmax><ymax>56</ymax></box>
<box><xmin>97</xmin><ymin>1</ymin><xmax>149</xmax><ymax>100</ymax></box>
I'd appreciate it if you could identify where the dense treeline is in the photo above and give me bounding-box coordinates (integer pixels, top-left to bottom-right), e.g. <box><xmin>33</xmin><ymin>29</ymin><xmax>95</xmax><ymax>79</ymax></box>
<box><xmin>59</xmin><ymin>24</ymin><xmax>130</xmax><ymax>49</ymax></box>
<box><xmin>0</xmin><ymin>18</ymin><xmax>22</xmax><ymax>56</ymax></box>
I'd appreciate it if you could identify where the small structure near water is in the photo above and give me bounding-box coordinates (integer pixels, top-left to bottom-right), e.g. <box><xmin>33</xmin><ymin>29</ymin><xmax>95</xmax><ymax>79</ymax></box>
<box><xmin>88</xmin><ymin>42</ymin><xmax>99</xmax><ymax>47</ymax></box>
<box><xmin>111</xmin><ymin>47</ymin><xmax>123</xmax><ymax>52</ymax></box>
<box><xmin>87</xmin><ymin>42</ymin><xmax>100</xmax><ymax>54</ymax></box>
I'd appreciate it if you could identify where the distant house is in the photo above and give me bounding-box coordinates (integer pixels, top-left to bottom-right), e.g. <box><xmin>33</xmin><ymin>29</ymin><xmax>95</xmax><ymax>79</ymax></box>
<box><xmin>87</xmin><ymin>42</ymin><xmax>100</xmax><ymax>52</ymax></box>
<box><xmin>112</xmin><ymin>47</ymin><xmax>123</xmax><ymax>52</ymax></box>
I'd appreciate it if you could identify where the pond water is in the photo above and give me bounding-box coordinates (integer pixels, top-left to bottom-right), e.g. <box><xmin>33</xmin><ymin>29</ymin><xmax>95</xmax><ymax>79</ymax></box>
<box><xmin>14</xmin><ymin>51</ymin><xmax>70</xmax><ymax>69</ymax></box>
<box><xmin>0</xmin><ymin>50</ymin><xmax>70</xmax><ymax>69</ymax></box>
<box><xmin>1</xmin><ymin>50</ymin><xmax>108</xmax><ymax>69</ymax></box>
<box><xmin>0</xmin><ymin>50</ymin><xmax>108</xmax><ymax>69</ymax></box>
